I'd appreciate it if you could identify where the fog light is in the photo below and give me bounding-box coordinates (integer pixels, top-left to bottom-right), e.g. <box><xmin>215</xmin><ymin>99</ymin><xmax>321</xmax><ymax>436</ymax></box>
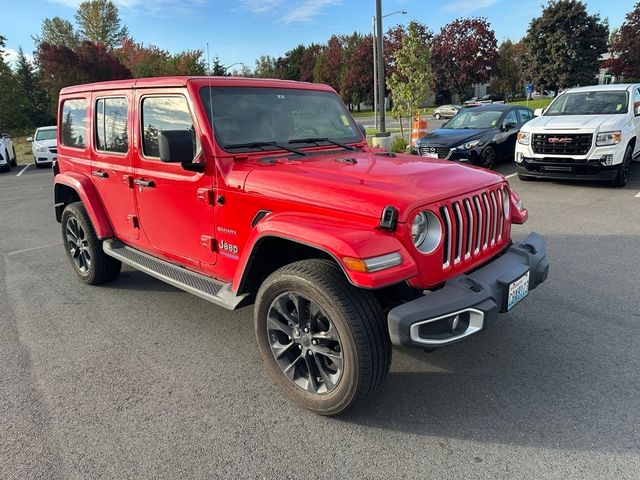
<box><xmin>599</xmin><ymin>154</ymin><xmax>614</xmax><ymax>166</ymax></box>
<box><xmin>449</xmin><ymin>315</ymin><xmax>460</xmax><ymax>331</ymax></box>
<box><xmin>515</xmin><ymin>152</ymin><xmax>524</xmax><ymax>164</ymax></box>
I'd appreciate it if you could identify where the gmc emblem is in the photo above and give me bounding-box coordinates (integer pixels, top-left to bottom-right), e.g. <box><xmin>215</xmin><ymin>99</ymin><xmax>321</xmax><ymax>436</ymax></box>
<box><xmin>547</xmin><ymin>137</ymin><xmax>572</xmax><ymax>144</ymax></box>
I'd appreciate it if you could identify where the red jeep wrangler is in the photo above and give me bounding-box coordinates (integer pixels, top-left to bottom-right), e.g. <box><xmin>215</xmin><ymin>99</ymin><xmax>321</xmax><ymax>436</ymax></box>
<box><xmin>53</xmin><ymin>77</ymin><xmax>549</xmax><ymax>415</ymax></box>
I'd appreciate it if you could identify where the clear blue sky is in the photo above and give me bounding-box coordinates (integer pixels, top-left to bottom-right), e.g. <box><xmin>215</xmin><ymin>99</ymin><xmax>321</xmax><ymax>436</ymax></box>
<box><xmin>3</xmin><ymin>0</ymin><xmax>636</xmax><ymax>68</ymax></box>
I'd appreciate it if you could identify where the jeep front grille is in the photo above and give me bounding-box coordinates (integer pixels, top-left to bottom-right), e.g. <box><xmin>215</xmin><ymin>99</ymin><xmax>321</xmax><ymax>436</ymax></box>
<box><xmin>439</xmin><ymin>187</ymin><xmax>507</xmax><ymax>269</ymax></box>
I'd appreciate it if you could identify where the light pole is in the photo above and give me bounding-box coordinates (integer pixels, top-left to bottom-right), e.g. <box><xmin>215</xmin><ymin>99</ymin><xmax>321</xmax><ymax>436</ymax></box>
<box><xmin>372</xmin><ymin>5</ymin><xmax>407</xmax><ymax>134</ymax></box>
<box><xmin>224</xmin><ymin>62</ymin><xmax>246</xmax><ymax>75</ymax></box>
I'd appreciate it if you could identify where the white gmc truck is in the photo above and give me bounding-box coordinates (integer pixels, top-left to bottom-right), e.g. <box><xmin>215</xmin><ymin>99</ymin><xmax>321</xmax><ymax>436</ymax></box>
<box><xmin>515</xmin><ymin>84</ymin><xmax>640</xmax><ymax>187</ymax></box>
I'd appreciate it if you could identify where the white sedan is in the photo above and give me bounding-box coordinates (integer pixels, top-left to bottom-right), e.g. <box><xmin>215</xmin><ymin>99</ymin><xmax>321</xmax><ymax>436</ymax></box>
<box><xmin>28</xmin><ymin>126</ymin><xmax>57</xmax><ymax>168</ymax></box>
<box><xmin>0</xmin><ymin>133</ymin><xmax>17</xmax><ymax>173</ymax></box>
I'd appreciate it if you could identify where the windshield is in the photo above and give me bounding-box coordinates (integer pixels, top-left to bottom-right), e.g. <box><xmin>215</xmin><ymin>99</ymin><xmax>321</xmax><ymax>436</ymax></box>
<box><xmin>444</xmin><ymin>110</ymin><xmax>503</xmax><ymax>129</ymax></box>
<box><xmin>545</xmin><ymin>91</ymin><xmax>629</xmax><ymax>116</ymax></box>
<box><xmin>35</xmin><ymin>128</ymin><xmax>56</xmax><ymax>141</ymax></box>
<box><xmin>199</xmin><ymin>87</ymin><xmax>362</xmax><ymax>152</ymax></box>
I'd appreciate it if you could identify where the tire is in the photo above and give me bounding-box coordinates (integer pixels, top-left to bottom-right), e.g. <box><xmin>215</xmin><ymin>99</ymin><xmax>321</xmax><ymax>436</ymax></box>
<box><xmin>254</xmin><ymin>259</ymin><xmax>391</xmax><ymax>416</ymax></box>
<box><xmin>480</xmin><ymin>145</ymin><xmax>496</xmax><ymax>170</ymax></box>
<box><xmin>609</xmin><ymin>145</ymin><xmax>632</xmax><ymax>187</ymax></box>
<box><xmin>10</xmin><ymin>146</ymin><xmax>17</xmax><ymax>167</ymax></box>
<box><xmin>517</xmin><ymin>173</ymin><xmax>535</xmax><ymax>181</ymax></box>
<box><xmin>61</xmin><ymin>202</ymin><xmax>121</xmax><ymax>285</ymax></box>
<box><xmin>434</xmin><ymin>113</ymin><xmax>441</xmax><ymax>120</ymax></box>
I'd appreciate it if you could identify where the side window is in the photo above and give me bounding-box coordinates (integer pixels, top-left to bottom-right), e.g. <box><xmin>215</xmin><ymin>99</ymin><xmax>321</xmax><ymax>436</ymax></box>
<box><xmin>519</xmin><ymin>109</ymin><xmax>533</xmax><ymax>123</ymax></box>
<box><xmin>503</xmin><ymin>110</ymin><xmax>518</xmax><ymax>126</ymax></box>
<box><xmin>141</xmin><ymin>96</ymin><xmax>195</xmax><ymax>158</ymax></box>
<box><xmin>61</xmin><ymin>99</ymin><xmax>87</xmax><ymax>148</ymax></box>
<box><xmin>95</xmin><ymin>97</ymin><xmax>129</xmax><ymax>153</ymax></box>
<box><xmin>634</xmin><ymin>88</ymin><xmax>640</xmax><ymax>116</ymax></box>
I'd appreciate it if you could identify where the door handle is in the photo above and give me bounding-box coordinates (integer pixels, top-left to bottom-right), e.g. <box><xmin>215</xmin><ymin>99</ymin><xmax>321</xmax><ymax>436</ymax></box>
<box><xmin>92</xmin><ymin>170</ymin><xmax>108</xmax><ymax>178</ymax></box>
<box><xmin>133</xmin><ymin>179</ymin><xmax>155</xmax><ymax>188</ymax></box>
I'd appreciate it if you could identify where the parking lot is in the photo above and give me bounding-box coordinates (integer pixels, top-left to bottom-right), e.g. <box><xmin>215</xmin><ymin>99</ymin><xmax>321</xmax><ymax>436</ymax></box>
<box><xmin>1</xmin><ymin>162</ymin><xmax>639</xmax><ymax>479</ymax></box>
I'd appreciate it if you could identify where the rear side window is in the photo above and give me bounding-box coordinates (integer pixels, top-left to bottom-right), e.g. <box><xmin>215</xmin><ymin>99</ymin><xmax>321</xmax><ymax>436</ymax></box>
<box><xmin>141</xmin><ymin>96</ymin><xmax>195</xmax><ymax>158</ymax></box>
<box><xmin>95</xmin><ymin>97</ymin><xmax>128</xmax><ymax>153</ymax></box>
<box><xmin>61</xmin><ymin>99</ymin><xmax>88</xmax><ymax>148</ymax></box>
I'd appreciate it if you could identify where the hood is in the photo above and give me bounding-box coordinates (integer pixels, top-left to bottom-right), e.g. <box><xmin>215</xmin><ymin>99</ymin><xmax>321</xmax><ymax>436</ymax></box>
<box><xmin>524</xmin><ymin>114</ymin><xmax>624</xmax><ymax>132</ymax></box>
<box><xmin>243</xmin><ymin>150</ymin><xmax>503</xmax><ymax>222</ymax></box>
<box><xmin>33</xmin><ymin>138</ymin><xmax>57</xmax><ymax>148</ymax></box>
<box><xmin>417</xmin><ymin>128</ymin><xmax>487</xmax><ymax>147</ymax></box>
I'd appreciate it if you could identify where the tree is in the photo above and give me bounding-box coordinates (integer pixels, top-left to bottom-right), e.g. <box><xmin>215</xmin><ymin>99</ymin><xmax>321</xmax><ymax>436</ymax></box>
<box><xmin>431</xmin><ymin>18</ymin><xmax>498</xmax><ymax>98</ymax></box>
<box><xmin>313</xmin><ymin>35</ymin><xmax>344</xmax><ymax>92</ymax></box>
<box><xmin>387</xmin><ymin>22</ymin><xmax>432</xmax><ymax>135</ymax></box>
<box><xmin>604</xmin><ymin>2</ymin><xmax>640</xmax><ymax>81</ymax></box>
<box><xmin>299</xmin><ymin>44</ymin><xmax>322</xmax><ymax>82</ymax></box>
<box><xmin>33</xmin><ymin>17</ymin><xmax>79</xmax><ymax>48</ymax></box>
<box><xmin>340</xmin><ymin>33</ymin><xmax>374</xmax><ymax>110</ymax></box>
<box><xmin>15</xmin><ymin>48</ymin><xmax>52</xmax><ymax>127</ymax></box>
<box><xmin>384</xmin><ymin>22</ymin><xmax>431</xmax><ymax>81</ymax></box>
<box><xmin>490</xmin><ymin>40</ymin><xmax>526</xmax><ymax>99</ymax></box>
<box><xmin>522</xmin><ymin>0</ymin><xmax>608</xmax><ymax>91</ymax></box>
<box><xmin>254</xmin><ymin>55</ymin><xmax>278</xmax><ymax>78</ymax></box>
<box><xmin>36</xmin><ymin>41</ymin><xmax>131</xmax><ymax>116</ymax></box>
<box><xmin>117</xmin><ymin>37</ymin><xmax>205</xmax><ymax>77</ymax></box>
<box><xmin>75</xmin><ymin>0</ymin><xmax>128</xmax><ymax>50</ymax></box>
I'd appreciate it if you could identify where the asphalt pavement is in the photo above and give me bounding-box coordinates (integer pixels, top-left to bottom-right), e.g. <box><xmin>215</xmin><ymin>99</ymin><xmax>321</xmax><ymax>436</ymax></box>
<box><xmin>1</xmin><ymin>161</ymin><xmax>639</xmax><ymax>479</ymax></box>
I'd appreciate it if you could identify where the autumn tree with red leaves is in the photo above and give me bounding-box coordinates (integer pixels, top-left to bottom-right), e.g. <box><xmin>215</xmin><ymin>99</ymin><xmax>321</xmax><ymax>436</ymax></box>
<box><xmin>340</xmin><ymin>33</ymin><xmax>374</xmax><ymax>110</ymax></box>
<box><xmin>431</xmin><ymin>18</ymin><xmax>498</xmax><ymax>98</ymax></box>
<box><xmin>604</xmin><ymin>2</ymin><xmax>640</xmax><ymax>81</ymax></box>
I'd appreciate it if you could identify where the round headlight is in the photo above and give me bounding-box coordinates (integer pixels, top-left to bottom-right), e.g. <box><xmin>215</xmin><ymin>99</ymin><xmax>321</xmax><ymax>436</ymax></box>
<box><xmin>411</xmin><ymin>211</ymin><xmax>442</xmax><ymax>254</ymax></box>
<box><xmin>411</xmin><ymin>212</ymin><xmax>428</xmax><ymax>247</ymax></box>
<box><xmin>503</xmin><ymin>187</ymin><xmax>510</xmax><ymax>218</ymax></box>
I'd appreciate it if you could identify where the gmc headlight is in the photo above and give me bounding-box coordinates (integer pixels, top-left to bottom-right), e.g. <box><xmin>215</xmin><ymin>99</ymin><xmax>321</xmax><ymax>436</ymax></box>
<box><xmin>411</xmin><ymin>211</ymin><xmax>442</xmax><ymax>254</ymax></box>
<box><xmin>517</xmin><ymin>132</ymin><xmax>530</xmax><ymax>145</ymax></box>
<box><xmin>455</xmin><ymin>139</ymin><xmax>481</xmax><ymax>150</ymax></box>
<box><xmin>596</xmin><ymin>131</ymin><xmax>622</xmax><ymax>146</ymax></box>
<box><xmin>34</xmin><ymin>143</ymin><xmax>47</xmax><ymax>152</ymax></box>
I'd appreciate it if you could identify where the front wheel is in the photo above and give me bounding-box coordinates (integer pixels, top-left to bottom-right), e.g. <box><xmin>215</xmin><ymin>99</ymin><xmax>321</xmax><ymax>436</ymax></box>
<box><xmin>609</xmin><ymin>146</ymin><xmax>632</xmax><ymax>187</ymax></box>
<box><xmin>434</xmin><ymin>113</ymin><xmax>441</xmax><ymax>120</ymax></box>
<box><xmin>10</xmin><ymin>146</ymin><xmax>17</xmax><ymax>166</ymax></box>
<box><xmin>254</xmin><ymin>259</ymin><xmax>391</xmax><ymax>416</ymax></box>
<box><xmin>480</xmin><ymin>145</ymin><xmax>496</xmax><ymax>170</ymax></box>
<box><xmin>61</xmin><ymin>202</ymin><xmax>121</xmax><ymax>284</ymax></box>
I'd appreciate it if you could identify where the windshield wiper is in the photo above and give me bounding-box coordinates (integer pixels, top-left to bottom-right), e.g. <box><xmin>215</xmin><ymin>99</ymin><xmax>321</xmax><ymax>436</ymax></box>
<box><xmin>223</xmin><ymin>141</ymin><xmax>307</xmax><ymax>157</ymax></box>
<box><xmin>288</xmin><ymin>137</ymin><xmax>357</xmax><ymax>151</ymax></box>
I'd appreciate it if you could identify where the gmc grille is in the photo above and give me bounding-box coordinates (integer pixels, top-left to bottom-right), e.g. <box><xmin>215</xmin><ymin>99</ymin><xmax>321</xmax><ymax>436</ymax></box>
<box><xmin>439</xmin><ymin>187</ymin><xmax>506</xmax><ymax>269</ymax></box>
<box><xmin>532</xmin><ymin>133</ymin><xmax>592</xmax><ymax>155</ymax></box>
<box><xmin>419</xmin><ymin>145</ymin><xmax>451</xmax><ymax>159</ymax></box>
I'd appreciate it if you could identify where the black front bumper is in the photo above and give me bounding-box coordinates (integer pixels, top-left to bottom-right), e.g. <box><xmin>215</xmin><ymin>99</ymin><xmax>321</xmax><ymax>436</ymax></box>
<box><xmin>388</xmin><ymin>232</ymin><xmax>549</xmax><ymax>348</ymax></box>
<box><xmin>517</xmin><ymin>157</ymin><xmax>619</xmax><ymax>180</ymax></box>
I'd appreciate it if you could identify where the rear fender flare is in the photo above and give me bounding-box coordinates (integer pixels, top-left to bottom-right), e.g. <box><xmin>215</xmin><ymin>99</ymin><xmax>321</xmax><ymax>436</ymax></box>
<box><xmin>54</xmin><ymin>172</ymin><xmax>113</xmax><ymax>239</ymax></box>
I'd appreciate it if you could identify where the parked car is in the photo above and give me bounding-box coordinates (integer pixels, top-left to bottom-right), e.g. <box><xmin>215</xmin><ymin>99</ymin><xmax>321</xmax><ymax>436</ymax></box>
<box><xmin>433</xmin><ymin>104</ymin><xmax>462</xmax><ymax>120</ymax></box>
<box><xmin>463</xmin><ymin>96</ymin><xmax>479</xmax><ymax>106</ymax></box>
<box><xmin>27</xmin><ymin>126</ymin><xmax>57</xmax><ymax>168</ymax></box>
<box><xmin>0</xmin><ymin>133</ymin><xmax>17</xmax><ymax>172</ymax></box>
<box><xmin>464</xmin><ymin>94</ymin><xmax>505</xmax><ymax>107</ymax></box>
<box><xmin>414</xmin><ymin>104</ymin><xmax>534</xmax><ymax>169</ymax></box>
<box><xmin>53</xmin><ymin>76</ymin><xmax>549</xmax><ymax>416</ymax></box>
<box><xmin>515</xmin><ymin>84</ymin><xmax>640</xmax><ymax>186</ymax></box>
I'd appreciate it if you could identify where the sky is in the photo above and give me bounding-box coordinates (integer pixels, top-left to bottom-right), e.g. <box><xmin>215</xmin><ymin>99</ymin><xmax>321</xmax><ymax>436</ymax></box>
<box><xmin>2</xmin><ymin>0</ymin><xmax>636</xmax><ymax>69</ymax></box>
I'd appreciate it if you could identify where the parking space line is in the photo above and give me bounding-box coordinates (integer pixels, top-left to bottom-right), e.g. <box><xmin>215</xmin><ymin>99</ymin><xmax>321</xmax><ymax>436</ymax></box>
<box><xmin>635</xmin><ymin>192</ymin><xmax>640</xmax><ymax>198</ymax></box>
<box><xmin>7</xmin><ymin>243</ymin><xmax>61</xmax><ymax>257</ymax></box>
<box><xmin>16</xmin><ymin>164</ymin><xmax>30</xmax><ymax>177</ymax></box>
<box><xmin>505</xmin><ymin>173</ymin><xmax>517</xmax><ymax>179</ymax></box>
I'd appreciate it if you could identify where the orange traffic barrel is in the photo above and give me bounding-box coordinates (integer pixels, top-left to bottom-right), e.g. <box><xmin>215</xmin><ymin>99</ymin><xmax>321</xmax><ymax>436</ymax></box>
<box><xmin>411</xmin><ymin>114</ymin><xmax>428</xmax><ymax>146</ymax></box>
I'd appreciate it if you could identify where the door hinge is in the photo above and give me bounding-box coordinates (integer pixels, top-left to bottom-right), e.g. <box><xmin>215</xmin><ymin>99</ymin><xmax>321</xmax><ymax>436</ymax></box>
<box><xmin>122</xmin><ymin>174</ymin><xmax>134</xmax><ymax>188</ymax></box>
<box><xmin>127</xmin><ymin>214</ymin><xmax>139</xmax><ymax>229</ymax></box>
<box><xmin>200</xmin><ymin>235</ymin><xmax>216</xmax><ymax>252</ymax></box>
<box><xmin>197</xmin><ymin>188</ymin><xmax>214</xmax><ymax>205</ymax></box>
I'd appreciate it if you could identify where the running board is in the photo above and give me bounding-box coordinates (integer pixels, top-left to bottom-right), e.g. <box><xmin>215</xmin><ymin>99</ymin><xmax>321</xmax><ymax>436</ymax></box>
<box><xmin>103</xmin><ymin>239</ymin><xmax>247</xmax><ymax>310</ymax></box>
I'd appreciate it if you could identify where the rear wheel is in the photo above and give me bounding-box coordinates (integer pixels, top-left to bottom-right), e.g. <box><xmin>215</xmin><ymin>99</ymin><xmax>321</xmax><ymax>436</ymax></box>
<box><xmin>61</xmin><ymin>202</ymin><xmax>121</xmax><ymax>285</ymax></box>
<box><xmin>609</xmin><ymin>145</ymin><xmax>633</xmax><ymax>187</ymax></box>
<box><xmin>10</xmin><ymin>146</ymin><xmax>17</xmax><ymax>166</ymax></box>
<box><xmin>434</xmin><ymin>113</ymin><xmax>441</xmax><ymax>120</ymax></box>
<box><xmin>254</xmin><ymin>259</ymin><xmax>390</xmax><ymax>416</ymax></box>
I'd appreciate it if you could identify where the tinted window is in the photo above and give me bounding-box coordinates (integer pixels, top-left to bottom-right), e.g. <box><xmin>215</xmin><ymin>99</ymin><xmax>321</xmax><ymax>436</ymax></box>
<box><xmin>61</xmin><ymin>99</ymin><xmax>87</xmax><ymax>148</ymax></box>
<box><xmin>519</xmin><ymin>109</ymin><xmax>533</xmax><ymax>123</ymax></box>
<box><xmin>141</xmin><ymin>96</ymin><xmax>194</xmax><ymax>158</ymax></box>
<box><xmin>96</xmin><ymin>97</ymin><xmax>128</xmax><ymax>153</ymax></box>
<box><xmin>503</xmin><ymin>110</ymin><xmax>518</xmax><ymax>125</ymax></box>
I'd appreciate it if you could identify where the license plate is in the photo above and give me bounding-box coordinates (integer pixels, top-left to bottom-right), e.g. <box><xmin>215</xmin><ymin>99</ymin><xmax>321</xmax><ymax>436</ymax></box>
<box><xmin>507</xmin><ymin>270</ymin><xmax>530</xmax><ymax>311</ymax></box>
<box><xmin>422</xmin><ymin>152</ymin><xmax>438</xmax><ymax>159</ymax></box>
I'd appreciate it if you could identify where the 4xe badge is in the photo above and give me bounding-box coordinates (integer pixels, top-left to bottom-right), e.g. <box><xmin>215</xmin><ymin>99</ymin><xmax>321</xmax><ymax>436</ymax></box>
<box><xmin>219</xmin><ymin>240</ymin><xmax>239</xmax><ymax>256</ymax></box>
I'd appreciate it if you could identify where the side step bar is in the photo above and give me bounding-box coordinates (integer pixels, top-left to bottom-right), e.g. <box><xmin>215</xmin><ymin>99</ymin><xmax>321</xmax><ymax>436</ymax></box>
<box><xmin>103</xmin><ymin>239</ymin><xmax>248</xmax><ymax>310</ymax></box>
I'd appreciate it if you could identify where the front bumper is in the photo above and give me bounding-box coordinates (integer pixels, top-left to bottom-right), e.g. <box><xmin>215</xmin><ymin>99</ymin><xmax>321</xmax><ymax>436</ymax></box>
<box><xmin>388</xmin><ymin>232</ymin><xmax>549</xmax><ymax>348</ymax></box>
<box><xmin>515</xmin><ymin>156</ymin><xmax>619</xmax><ymax>180</ymax></box>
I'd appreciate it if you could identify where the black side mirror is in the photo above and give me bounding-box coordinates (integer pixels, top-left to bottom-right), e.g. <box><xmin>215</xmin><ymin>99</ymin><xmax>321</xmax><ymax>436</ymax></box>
<box><xmin>159</xmin><ymin>130</ymin><xmax>203</xmax><ymax>172</ymax></box>
<box><xmin>357</xmin><ymin>122</ymin><xmax>367</xmax><ymax>137</ymax></box>
<box><xmin>503</xmin><ymin>121</ymin><xmax>517</xmax><ymax>131</ymax></box>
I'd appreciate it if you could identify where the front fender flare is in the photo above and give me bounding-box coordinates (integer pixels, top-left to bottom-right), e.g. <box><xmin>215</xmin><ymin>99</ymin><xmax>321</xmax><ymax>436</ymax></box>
<box><xmin>233</xmin><ymin>212</ymin><xmax>417</xmax><ymax>292</ymax></box>
<box><xmin>54</xmin><ymin>172</ymin><xmax>114</xmax><ymax>239</ymax></box>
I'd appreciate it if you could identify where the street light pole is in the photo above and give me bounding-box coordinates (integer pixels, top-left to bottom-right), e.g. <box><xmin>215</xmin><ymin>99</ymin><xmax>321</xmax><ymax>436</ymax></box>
<box><xmin>375</xmin><ymin>0</ymin><xmax>386</xmax><ymax>135</ymax></box>
<box><xmin>372</xmin><ymin>16</ymin><xmax>378</xmax><ymax>130</ymax></box>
